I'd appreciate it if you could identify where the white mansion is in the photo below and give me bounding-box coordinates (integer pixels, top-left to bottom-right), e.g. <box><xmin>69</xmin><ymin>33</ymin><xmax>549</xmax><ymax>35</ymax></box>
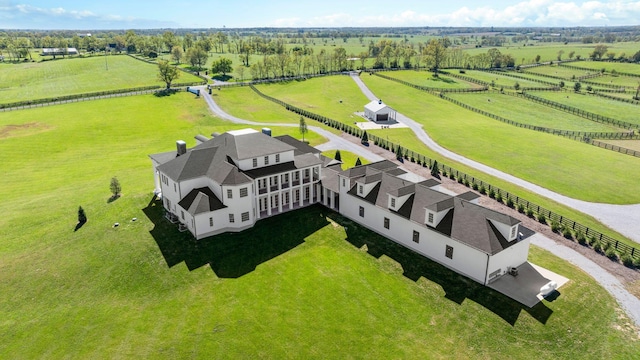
<box><xmin>150</xmin><ymin>128</ymin><xmax>531</xmax><ymax>288</ymax></box>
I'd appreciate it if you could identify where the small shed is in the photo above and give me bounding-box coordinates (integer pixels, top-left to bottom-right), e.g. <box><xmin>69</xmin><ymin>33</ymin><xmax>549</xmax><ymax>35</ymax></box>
<box><xmin>364</xmin><ymin>100</ymin><xmax>396</xmax><ymax>122</ymax></box>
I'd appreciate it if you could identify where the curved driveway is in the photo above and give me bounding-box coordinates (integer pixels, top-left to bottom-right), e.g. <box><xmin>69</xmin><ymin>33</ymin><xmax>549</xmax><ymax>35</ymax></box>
<box><xmin>351</xmin><ymin>75</ymin><xmax>640</xmax><ymax>244</ymax></box>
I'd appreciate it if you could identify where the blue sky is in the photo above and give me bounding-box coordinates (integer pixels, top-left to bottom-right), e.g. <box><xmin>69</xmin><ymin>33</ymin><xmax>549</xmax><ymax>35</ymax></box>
<box><xmin>1</xmin><ymin>0</ymin><xmax>640</xmax><ymax>29</ymax></box>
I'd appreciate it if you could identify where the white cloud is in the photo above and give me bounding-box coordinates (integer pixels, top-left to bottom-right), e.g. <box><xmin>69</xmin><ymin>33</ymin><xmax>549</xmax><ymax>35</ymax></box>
<box><xmin>272</xmin><ymin>1</ymin><xmax>640</xmax><ymax>27</ymax></box>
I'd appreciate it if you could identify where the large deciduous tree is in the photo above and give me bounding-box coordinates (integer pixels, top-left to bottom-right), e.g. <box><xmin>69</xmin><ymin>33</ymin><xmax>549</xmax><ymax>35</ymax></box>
<box><xmin>424</xmin><ymin>39</ymin><xmax>447</xmax><ymax>73</ymax></box>
<box><xmin>171</xmin><ymin>45</ymin><xmax>183</xmax><ymax>64</ymax></box>
<box><xmin>211</xmin><ymin>57</ymin><xmax>233</xmax><ymax>76</ymax></box>
<box><xmin>186</xmin><ymin>46</ymin><xmax>208</xmax><ymax>71</ymax></box>
<box><xmin>157</xmin><ymin>60</ymin><xmax>180</xmax><ymax>89</ymax></box>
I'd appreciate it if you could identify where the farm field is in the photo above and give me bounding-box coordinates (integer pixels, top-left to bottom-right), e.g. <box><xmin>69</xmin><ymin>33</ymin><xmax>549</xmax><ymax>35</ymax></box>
<box><xmin>0</xmin><ymin>92</ymin><xmax>638</xmax><ymax>358</ymax></box>
<box><xmin>446</xmin><ymin>92</ymin><xmax>626</xmax><ymax>132</ymax></box>
<box><xmin>600</xmin><ymin>139</ymin><xmax>640</xmax><ymax>152</ymax></box>
<box><xmin>523</xmin><ymin>65</ymin><xmax>597</xmax><ymax>79</ymax></box>
<box><xmin>583</xmin><ymin>74</ymin><xmax>640</xmax><ymax>88</ymax></box>
<box><xmin>255</xmin><ymin>76</ymin><xmax>370</xmax><ymax>124</ymax></box>
<box><xmin>378</xmin><ymin>70</ymin><xmax>481</xmax><ymax>89</ymax></box>
<box><xmin>0</xmin><ymin>55</ymin><xmax>202</xmax><ymax>104</ymax></box>
<box><xmin>457</xmin><ymin>70</ymin><xmax>553</xmax><ymax>88</ymax></box>
<box><xmin>565</xmin><ymin>61</ymin><xmax>640</xmax><ymax>75</ymax></box>
<box><xmin>527</xmin><ymin>91</ymin><xmax>640</xmax><ymax>126</ymax></box>
<box><xmin>358</xmin><ymin>74</ymin><xmax>640</xmax><ymax>204</ymax></box>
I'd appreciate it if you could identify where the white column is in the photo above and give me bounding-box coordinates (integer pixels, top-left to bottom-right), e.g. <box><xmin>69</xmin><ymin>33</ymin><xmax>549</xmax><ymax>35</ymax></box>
<box><xmin>267</xmin><ymin>195</ymin><xmax>272</xmax><ymax>216</ymax></box>
<box><xmin>289</xmin><ymin>190</ymin><xmax>294</xmax><ymax>210</ymax></box>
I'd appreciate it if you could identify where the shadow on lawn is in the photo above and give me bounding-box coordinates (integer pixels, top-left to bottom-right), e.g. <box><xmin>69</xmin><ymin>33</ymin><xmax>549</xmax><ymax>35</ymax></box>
<box><xmin>143</xmin><ymin>199</ymin><xmax>329</xmax><ymax>278</ymax></box>
<box><xmin>331</xmin><ymin>213</ymin><xmax>553</xmax><ymax>326</ymax></box>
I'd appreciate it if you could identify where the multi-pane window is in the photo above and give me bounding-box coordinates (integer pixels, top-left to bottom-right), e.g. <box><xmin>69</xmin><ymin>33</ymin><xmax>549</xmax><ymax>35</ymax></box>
<box><xmin>241</xmin><ymin>212</ymin><xmax>250</xmax><ymax>222</ymax></box>
<box><xmin>359</xmin><ymin>206</ymin><xmax>364</xmax><ymax>217</ymax></box>
<box><xmin>384</xmin><ymin>217</ymin><xmax>390</xmax><ymax>229</ymax></box>
<box><xmin>181</xmin><ymin>210</ymin><xmax>185</xmax><ymax>220</ymax></box>
<box><xmin>445</xmin><ymin>245</ymin><xmax>454</xmax><ymax>259</ymax></box>
<box><xmin>240</xmin><ymin>187</ymin><xmax>248</xmax><ymax>197</ymax></box>
<box><xmin>275</xmin><ymin>154</ymin><xmax>280</xmax><ymax>163</ymax></box>
<box><xmin>227</xmin><ymin>189</ymin><xmax>233</xmax><ymax>199</ymax></box>
<box><xmin>305</xmin><ymin>169</ymin><xmax>310</xmax><ymax>178</ymax></box>
<box><xmin>229</xmin><ymin>214</ymin><xmax>235</xmax><ymax>223</ymax></box>
<box><xmin>342</xmin><ymin>178</ymin><xmax>346</xmax><ymax>187</ymax></box>
<box><xmin>391</xmin><ymin>198</ymin><xmax>396</xmax><ymax>208</ymax></box>
<box><xmin>253</xmin><ymin>158</ymin><xmax>258</xmax><ymax>167</ymax></box>
<box><xmin>358</xmin><ymin>185</ymin><xmax>363</xmax><ymax>195</ymax></box>
<box><xmin>510</xmin><ymin>227</ymin><xmax>517</xmax><ymax>239</ymax></box>
<box><xmin>428</xmin><ymin>212</ymin><xmax>434</xmax><ymax>224</ymax></box>
<box><xmin>413</xmin><ymin>230</ymin><xmax>420</xmax><ymax>243</ymax></box>
<box><xmin>264</xmin><ymin>156</ymin><xmax>269</xmax><ymax>165</ymax></box>
<box><xmin>209</xmin><ymin>217</ymin><xmax>214</xmax><ymax>227</ymax></box>
<box><xmin>304</xmin><ymin>187</ymin><xmax>310</xmax><ymax>200</ymax></box>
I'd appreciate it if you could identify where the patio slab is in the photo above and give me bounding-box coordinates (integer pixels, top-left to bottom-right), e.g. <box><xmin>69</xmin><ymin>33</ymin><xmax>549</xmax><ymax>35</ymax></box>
<box><xmin>488</xmin><ymin>262</ymin><xmax>570</xmax><ymax>308</ymax></box>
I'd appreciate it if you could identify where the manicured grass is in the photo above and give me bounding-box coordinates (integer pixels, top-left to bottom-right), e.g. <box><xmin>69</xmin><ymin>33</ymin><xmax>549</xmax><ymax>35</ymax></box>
<box><xmin>321</xmin><ymin>149</ymin><xmax>369</xmax><ymax>169</ymax></box>
<box><xmin>255</xmin><ymin>76</ymin><xmax>370</xmax><ymax>124</ymax></box>
<box><xmin>529</xmin><ymin>91</ymin><xmax>640</xmax><ymax>126</ymax></box>
<box><xmin>567</xmin><ymin>61</ymin><xmax>640</xmax><ymax>76</ymax></box>
<box><xmin>446</xmin><ymin>92</ymin><xmax>624</xmax><ymax>132</ymax></box>
<box><xmin>599</xmin><ymin>139</ymin><xmax>640</xmax><ymax>152</ymax></box>
<box><xmin>460</xmin><ymin>70</ymin><xmax>550</xmax><ymax>88</ymax></box>
<box><xmin>0</xmin><ymin>55</ymin><xmax>202</xmax><ymax>104</ymax></box>
<box><xmin>583</xmin><ymin>74</ymin><xmax>640</xmax><ymax>88</ymax></box>
<box><xmin>379</xmin><ymin>70</ymin><xmax>481</xmax><ymax>89</ymax></box>
<box><xmin>359</xmin><ymin>74</ymin><xmax>640</xmax><ymax>204</ymax></box>
<box><xmin>0</xmin><ymin>92</ymin><xmax>638</xmax><ymax>358</ymax></box>
<box><xmin>212</xmin><ymin>86</ymin><xmax>302</xmax><ymax>124</ymax></box>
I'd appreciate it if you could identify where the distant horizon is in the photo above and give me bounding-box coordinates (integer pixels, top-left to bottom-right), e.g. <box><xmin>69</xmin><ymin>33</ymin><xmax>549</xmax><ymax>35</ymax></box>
<box><xmin>2</xmin><ymin>1</ymin><xmax>640</xmax><ymax>30</ymax></box>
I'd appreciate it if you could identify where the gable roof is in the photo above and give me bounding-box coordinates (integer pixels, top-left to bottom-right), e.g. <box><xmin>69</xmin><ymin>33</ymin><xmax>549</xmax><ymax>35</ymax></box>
<box><xmin>178</xmin><ymin>187</ymin><xmax>226</xmax><ymax>215</ymax></box>
<box><xmin>274</xmin><ymin>135</ymin><xmax>321</xmax><ymax>155</ymax></box>
<box><xmin>365</xmin><ymin>100</ymin><xmax>390</xmax><ymax>113</ymax></box>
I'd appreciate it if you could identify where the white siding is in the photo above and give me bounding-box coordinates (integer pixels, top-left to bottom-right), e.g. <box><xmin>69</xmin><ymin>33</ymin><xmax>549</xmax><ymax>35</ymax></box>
<box><xmin>339</xmin><ymin>190</ymin><xmax>489</xmax><ymax>284</ymax></box>
<box><xmin>485</xmin><ymin>238</ymin><xmax>530</xmax><ymax>284</ymax></box>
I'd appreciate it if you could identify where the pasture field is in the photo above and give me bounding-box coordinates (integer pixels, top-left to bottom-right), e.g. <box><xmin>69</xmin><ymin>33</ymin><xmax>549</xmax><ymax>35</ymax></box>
<box><xmin>566</xmin><ymin>61</ymin><xmax>640</xmax><ymax>75</ymax></box>
<box><xmin>523</xmin><ymin>65</ymin><xmax>597</xmax><ymax>79</ymax></box>
<box><xmin>528</xmin><ymin>91</ymin><xmax>640</xmax><ymax>126</ymax></box>
<box><xmin>255</xmin><ymin>76</ymin><xmax>370</xmax><ymax>124</ymax></box>
<box><xmin>377</xmin><ymin>70</ymin><xmax>481</xmax><ymax>89</ymax></box>
<box><xmin>358</xmin><ymin>74</ymin><xmax>640</xmax><ymax>204</ymax></box>
<box><xmin>583</xmin><ymin>74</ymin><xmax>640</xmax><ymax>88</ymax></box>
<box><xmin>0</xmin><ymin>93</ymin><xmax>638</xmax><ymax>358</ymax></box>
<box><xmin>457</xmin><ymin>70</ymin><xmax>552</xmax><ymax>88</ymax></box>
<box><xmin>600</xmin><ymin>139</ymin><xmax>640</xmax><ymax>152</ymax></box>
<box><xmin>0</xmin><ymin>55</ymin><xmax>202</xmax><ymax>104</ymax></box>
<box><xmin>446</xmin><ymin>92</ymin><xmax>625</xmax><ymax>132</ymax></box>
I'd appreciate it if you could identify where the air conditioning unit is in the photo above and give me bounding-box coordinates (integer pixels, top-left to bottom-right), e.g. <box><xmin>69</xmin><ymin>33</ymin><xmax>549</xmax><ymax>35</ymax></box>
<box><xmin>509</xmin><ymin>267</ymin><xmax>519</xmax><ymax>276</ymax></box>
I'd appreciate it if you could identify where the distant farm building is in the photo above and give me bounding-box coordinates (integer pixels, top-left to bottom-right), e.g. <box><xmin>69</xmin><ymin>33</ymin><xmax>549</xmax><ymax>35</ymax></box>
<box><xmin>364</xmin><ymin>100</ymin><xmax>396</xmax><ymax>122</ymax></box>
<box><xmin>41</xmin><ymin>48</ymin><xmax>79</xmax><ymax>57</ymax></box>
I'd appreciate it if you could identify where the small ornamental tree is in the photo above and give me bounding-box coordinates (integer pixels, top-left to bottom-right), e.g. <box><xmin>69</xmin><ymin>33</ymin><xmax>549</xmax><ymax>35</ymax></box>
<box><xmin>110</xmin><ymin>177</ymin><xmax>121</xmax><ymax>199</ymax></box>
<box><xmin>334</xmin><ymin>150</ymin><xmax>342</xmax><ymax>162</ymax></box>
<box><xmin>299</xmin><ymin>116</ymin><xmax>308</xmax><ymax>142</ymax></box>
<box><xmin>514</xmin><ymin>82</ymin><xmax>520</xmax><ymax>91</ymax></box>
<box><xmin>430</xmin><ymin>160</ymin><xmax>439</xmax><ymax>177</ymax></box>
<box><xmin>355</xmin><ymin>157</ymin><xmax>362</xmax><ymax>166</ymax></box>
<box><xmin>78</xmin><ymin>206</ymin><xmax>87</xmax><ymax>224</ymax></box>
<box><xmin>361</xmin><ymin>131</ymin><xmax>369</xmax><ymax>144</ymax></box>
<box><xmin>574</xmin><ymin>82</ymin><xmax>582</xmax><ymax>92</ymax></box>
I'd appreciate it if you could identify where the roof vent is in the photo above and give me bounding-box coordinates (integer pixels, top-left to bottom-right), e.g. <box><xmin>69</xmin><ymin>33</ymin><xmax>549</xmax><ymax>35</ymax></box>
<box><xmin>176</xmin><ymin>140</ymin><xmax>187</xmax><ymax>156</ymax></box>
<box><xmin>262</xmin><ymin>128</ymin><xmax>272</xmax><ymax>137</ymax></box>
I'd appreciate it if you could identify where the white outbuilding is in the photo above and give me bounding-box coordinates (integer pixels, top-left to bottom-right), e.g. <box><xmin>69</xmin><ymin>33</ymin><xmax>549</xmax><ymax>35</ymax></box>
<box><xmin>364</xmin><ymin>99</ymin><xmax>396</xmax><ymax>122</ymax></box>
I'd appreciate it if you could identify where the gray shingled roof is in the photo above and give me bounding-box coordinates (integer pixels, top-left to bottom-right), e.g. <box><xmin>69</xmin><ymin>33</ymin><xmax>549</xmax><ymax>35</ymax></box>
<box><xmin>178</xmin><ymin>187</ymin><xmax>226</xmax><ymax>215</ymax></box>
<box><xmin>274</xmin><ymin>135</ymin><xmax>321</xmax><ymax>155</ymax></box>
<box><xmin>199</xmin><ymin>131</ymin><xmax>296</xmax><ymax>160</ymax></box>
<box><xmin>345</xmin><ymin>161</ymin><xmax>521</xmax><ymax>255</ymax></box>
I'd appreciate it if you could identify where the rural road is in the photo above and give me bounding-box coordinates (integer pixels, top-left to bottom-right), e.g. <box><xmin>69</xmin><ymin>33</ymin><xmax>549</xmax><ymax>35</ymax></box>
<box><xmin>350</xmin><ymin>75</ymin><xmax>640</xmax><ymax>245</ymax></box>
<box><xmin>199</xmin><ymin>84</ymin><xmax>640</xmax><ymax>329</ymax></box>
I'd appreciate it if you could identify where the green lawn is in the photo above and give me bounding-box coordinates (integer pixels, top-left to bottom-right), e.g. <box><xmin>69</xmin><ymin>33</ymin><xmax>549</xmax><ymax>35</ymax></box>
<box><xmin>583</xmin><ymin>74</ymin><xmax>640</xmax><ymax>88</ymax></box>
<box><xmin>212</xmin><ymin>86</ymin><xmax>303</xmax><ymax>124</ymax></box>
<box><xmin>321</xmin><ymin>149</ymin><xmax>369</xmax><ymax>169</ymax></box>
<box><xmin>255</xmin><ymin>76</ymin><xmax>371</xmax><ymax>124</ymax></box>
<box><xmin>528</xmin><ymin>91</ymin><xmax>640</xmax><ymax>126</ymax></box>
<box><xmin>0</xmin><ymin>93</ymin><xmax>638</xmax><ymax>358</ymax></box>
<box><xmin>359</xmin><ymin>74</ymin><xmax>640</xmax><ymax>204</ymax></box>
<box><xmin>446</xmin><ymin>92</ymin><xmax>624</xmax><ymax>132</ymax></box>
<box><xmin>600</xmin><ymin>139</ymin><xmax>640</xmax><ymax>152</ymax></box>
<box><xmin>379</xmin><ymin>70</ymin><xmax>481</xmax><ymax>89</ymax></box>
<box><xmin>0</xmin><ymin>55</ymin><xmax>202</xmax><ymax>104</ymax></box>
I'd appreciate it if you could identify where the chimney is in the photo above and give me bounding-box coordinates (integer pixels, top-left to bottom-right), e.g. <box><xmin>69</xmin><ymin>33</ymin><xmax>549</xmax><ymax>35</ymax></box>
<box><xmin>378</xmin><ymin>99</ymin><xmax>382</xmax><ymax>104</ymax></box>
<box><xmin>262</xmin><ymin>128</ymin><xmax>272</xmax><ymax>137</ymax></box>
<box><xmin>176</xmin><ymin>140</ymin><xmax>187</xmax><ymax>156</ymax></box>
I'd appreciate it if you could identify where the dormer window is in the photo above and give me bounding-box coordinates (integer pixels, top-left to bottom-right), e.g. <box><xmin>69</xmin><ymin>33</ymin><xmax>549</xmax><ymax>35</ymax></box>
<box><xmin>358</xmin><ymin>184</ymin><xmax>363</xmax><ymax>195</ymax></box>
<box><xmin>390</xmin><ymin>197</ymin><xmax>396</xmax><ymax>208</ymax></box>
<box><xmin>275</xmin><ymin>154</ymin><xmax>280</xmax><ymax>163</ymax></box>
<box><xmin>264</xmin><ymin>156</ymin><xmax>269</xmax><ymax>165</ymax></box>
<box><xmin>428</xmin><ymin>212</ymin><xmax>434</xmax><ymax>224</ymax></box>
<box><xmin>253</xmin><ymin>158</ymin><xmax>258</xmax><ymax>167</ymax></box>
<box><xmin>510</xmin><ymin>226</ymin><xmax>517</xmax><ymax>239</ymax></box>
